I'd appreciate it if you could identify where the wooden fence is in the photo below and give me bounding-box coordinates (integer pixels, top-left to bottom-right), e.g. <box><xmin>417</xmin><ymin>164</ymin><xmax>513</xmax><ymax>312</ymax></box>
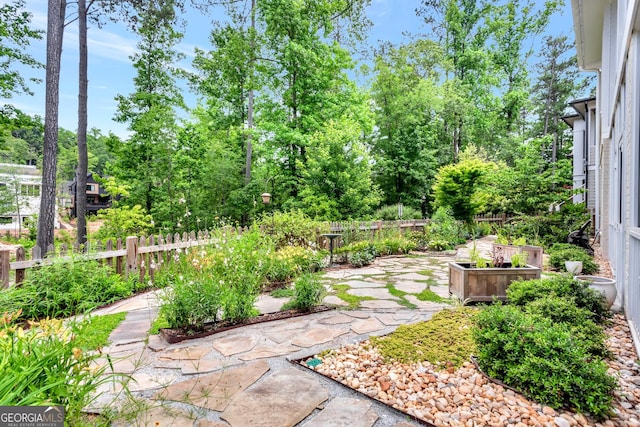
<box><xmin>0</xmin><ymin>215</ymin><xmax>514</xmax><ymax>288</ymax></box>
<box><xmin>0</xmin><ymin>230</ymin><xmax>216</xmax><ymax>288</ymax></box>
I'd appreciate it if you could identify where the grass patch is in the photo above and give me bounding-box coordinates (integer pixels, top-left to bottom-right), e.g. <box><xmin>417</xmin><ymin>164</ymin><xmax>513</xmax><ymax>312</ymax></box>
<box><xmin>415</xmin><ymin>288</ymin><xmax>447</xmax><ymax>303</ymax></box>
<box><xmin>371</xmin><ymin>307</ymin><xmax>477</xmax><ymax>368</ymax></box>
<box><xmin>331</xmin><ymin>284</ymin><xmax>373</xmax><ymax>309</ymax></box>
<box><xmin>149</xmin><ymin>312</ymin><xmax>169</xmax><ymax>335</ymax></box>
<box><xmin>416</xmin><ymin>269</ymin><xmax>434</xmax><ymax>277</ymax></box>
<box><xmin>385</xmin><ymin>283</ymin><xmax>417</xmax><ymax>309</ymax></box>
<box><xmin>75</xmin><ymin>312</ymin><xmax>127</xmax><ymax>351</ymax></box>
<box><xmin>271</xmin><ymin>287</ymin><xmax>294</xmax><ymax>298</ymax></box>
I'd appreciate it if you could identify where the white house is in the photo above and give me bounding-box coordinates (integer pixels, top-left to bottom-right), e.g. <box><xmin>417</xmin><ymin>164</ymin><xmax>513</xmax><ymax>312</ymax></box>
<box><xmin>571</xmin><ymin>0</ymin><xmax>640</xmax><ymax>354</ymax></box>
<box><xmin>0</xmin><ymin>163</ymin><xmax>59</xmax><ymax>233</ymax></box>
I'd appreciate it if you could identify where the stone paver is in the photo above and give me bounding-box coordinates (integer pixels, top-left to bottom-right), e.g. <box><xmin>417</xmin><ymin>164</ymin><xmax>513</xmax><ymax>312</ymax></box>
<box><xmin>392</xmin><ymin>272</ymin><xmax>430</xmax><ymax>281</ymax></box>
<box><xmin>128</xmin><ymin>371</ymin><xmax>179</xmax><ymax>392</ymax></box>
<box><xmin>129</xmin><ymin>403</ymin><xmax>199</xmax><ymax>427</ymax></box>
<box><xmin>159</xmin><ymin>345</ymin><xmax>211</xmax><ymax>361</ymax></box>
<box><xmin>302</xmin><ymin>397</ymin><xmax>378</xmax><ymax>427</ymax></box>
<box><xmin>351</xmin><ymin>317</ymin><xmax>385</xmax><ymax>334</ymax></box>
<box><xmin>392</xmin><ymin>280</ymin><xmax>427</xmax><ymax>294</ymax></box>
<box><xmin>153</xmin><ymin>360</ymin><xmax>269</xmax><ymax>411</ymax></box>
<box><xmin>220</xmin><ymin>367</ymin><xmax>329</xmax><ymax>427</ymax></box>
<box><xmin>255</xmin><ymin>294</ymin><xmax>288</xmax><ymax>313</ymax></box>
<box><xmin>318</xmin><ymin>313</ymin><xmax>354</xmax><ymax>325</ymax></box>
<box><xmin>212</xmin><ymin>335</ymin><xmax>257</xmax><ymax>356</ymax></box>
<box><xmin>341</xmin><ymin>279</ymin><xmax>386</xmax><ymax>288</ymax></box>
<box><xmin>181</xmin><ymin>359</ymin><xmax>240</xmax><ymax>375</ymax></box>
<box><xmin>347</xmin><ymin>287</ymin><xmax>397</xmax><ymax>299</ymax></box>
<box><xmin>322</xmin><ymin>295</ymin><xmax>349</xmax><ymax>306</ymax></box>
<box><xmin>359</xmin><ymin>299</ymin><xmax>405</xmax><ymax>309</ymax></box>
<box><xmin>291</xmin><ymin>328</ymin><xmax>349</xmax><ymax>348</ymax></box>
<box><xmin>238</xmin><ymin>344</ymin><xmax>299</xmax><ymax>360</ymax></box>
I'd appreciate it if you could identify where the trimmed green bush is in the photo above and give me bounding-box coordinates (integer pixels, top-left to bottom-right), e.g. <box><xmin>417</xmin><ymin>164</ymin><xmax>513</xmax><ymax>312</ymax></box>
<box><xmin>473</xmin><ymin>304</ymin><xmax>616</xmax><ymax>419</ymax></box>
<box><xmin>525</xmin><ymin>296</ymin><xmax>609</xmax><ymax>358</ymax></box>
<box><xmin>506</xmin><ymin>275</ymin><xmax>611</xmax><ymax>324</ymax></box>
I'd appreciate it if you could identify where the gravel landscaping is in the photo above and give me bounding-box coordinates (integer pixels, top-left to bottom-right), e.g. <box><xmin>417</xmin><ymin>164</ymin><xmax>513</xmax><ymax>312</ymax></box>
<box><xmin>305</xmin><ymin>313</ymin><xmax>640</xmax><ymax>426</ymax></box>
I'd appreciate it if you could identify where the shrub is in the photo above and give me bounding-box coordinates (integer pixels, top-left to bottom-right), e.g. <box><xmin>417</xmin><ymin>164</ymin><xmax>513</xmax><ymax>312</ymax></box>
<box><xmin>337</xmin><ymin>241</ymin><xmax>377</xmax><ymax>267</ymax></box>
<box><xmin>373</xmin><ymin>204</ymin><xmax>422</xmax><ymax>220</ymax></box>
<box><xmin>159</xmin><ymin>227</ymin><xmax>267</xmax><ymax>329</ymax></box>
<box><xmin>0</xmin><ymin>313</ymin><xmax>112</xmax><ymax>424</ymax></box>
<box><xmin>373</xmin><ymin>237</ymin><xmax>416</xmax><ymax>256</ymax></box>
<box><xmin>283</xmin><ymin>274</ymin><xmax>324</xmax><ymax>311</ymax></box>
<box><xmin>507</xmin><ymin>276</ymin><xmax>611</xmax><ymax>324</ymax></box>
<box><xmin>0</xmin><ymin>257</ymin><xmax>140</xmax><ymax>321</ymax></box>
<box><xmin>473</xmin><ymin>304</ymin><xmax>616</xmax><ymax>419</ymax></box>
<box><xmin>525</xmin><ymin>296</ymin><xmax>609</xmax><ymax>358</ymax></box>
<box><xmin>548</xmin><ymin>247</ymin><xmax>598</xmax><ymax>274</ymax></box>
<box><xmin>257</xmin><ymin>209</ymin><xmax>328</xmax><ymax>249</ymax></box>
<box><xmin>424</xmin><ymin>207</ymin><xmax>466</xmax><ymax>251</ymax></box>
<box><xmin>264</xmin><ymin>246</ymin><xmax>326</xmax><ymax>283</ymax></box>
<box><xmin>498</xmin><ymin>204</ymin><xmax>590</xmax><ymax>248</ymax></box>
<box><xmin>94</xmin><ymin>204</ymin><xmax>154</xmax><ymax>241</ymax></box>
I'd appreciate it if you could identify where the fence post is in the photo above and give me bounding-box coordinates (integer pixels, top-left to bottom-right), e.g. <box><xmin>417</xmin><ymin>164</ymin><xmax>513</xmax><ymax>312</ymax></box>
<box><xmin>126</xmin><ymin>236</ymin><xmax>138</xmax><ymax>278</ymax></box>
<box><xmin>0</xmin><ymin>250</ymin><xmax>10</xmax><ymax>288</ymax></box>
<box><xmin>15</xmin><ymin>246</ymin><xmax>25</xmax><ymax>285</ymax></box>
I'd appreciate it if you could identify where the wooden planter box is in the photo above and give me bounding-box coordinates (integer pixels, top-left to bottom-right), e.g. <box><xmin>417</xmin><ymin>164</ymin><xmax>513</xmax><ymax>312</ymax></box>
<box><xmin>448</xmin><ymin>262</ymin><xmax>541</xmax><ymax>302</ymax></box>
<box><xmin>492</xmin><ymin>244</ymin><xmax>543</xmax><ymax>268</ymax></box>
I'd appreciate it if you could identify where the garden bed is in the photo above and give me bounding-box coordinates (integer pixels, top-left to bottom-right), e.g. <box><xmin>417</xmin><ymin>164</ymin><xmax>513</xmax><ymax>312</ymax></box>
<box><xmin>298</xmin><ymin>313</ymin><xmax>640</xmax><ymax>426</ymax></box>
<box><xmin>159</xmin><ymin>305</ymin><xmax>334</xmax><ymax>344</ymax></box>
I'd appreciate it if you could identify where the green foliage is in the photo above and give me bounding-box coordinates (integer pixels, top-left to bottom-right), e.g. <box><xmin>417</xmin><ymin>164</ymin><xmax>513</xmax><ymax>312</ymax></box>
<box><xmin>433</xmin><ymin>157</ymin><xmax>495</xmax><ymax>223</ymax></box>
<box><xmin>0</xmin><ymin>257</ymin><xmax>141</xmax><ymax>322</ymax></box>
<box><xmin>473</xmin><ymin>304</ymin><xmax>616</xmax><ymax>419</ymax></box>
<box><xmin>94</xmin><ymin>205</ymin><xmax>154</xmax><ymax>241</ymax></box>
<box><xmin>282</xmin><ymin>274</ymin><xmax>324</xmax><ymax>312</ymax></box>
<box><xmin>371</xmin><ymin>308</ymin><xmax>477</xmax><ymax>368</ymax></box>
<box><xmin>509</xmin><ymin>251</ymin><xmax>528</xmax><ymax>268</ymax></box>
<box><xmin>337</xmin><ymin>240</ymin><xmax>377</xmax><ymax>267</ymax></box>
<box><xmin>74</xmin><ymin>312</ymin><xmax>127</xmax><ymax>351</ymax></box>
<box><xmin>0</xmin><ymin>0</ymin><xmax>44</xmax><ymax>99</ymax></box>
<box><xmin>373</xmin><ymin>204</ymin><xmax>422</xmax><ymax>220</ymax></box>
<box><xmin>506</xmin><ymin>275</ymin><xmax>611</xmax><ymax>324</ymax></box>
<box><xmin>258</xmin><ymin>210</ymin><xmax>327</xmax><ymax>249</ymax></box>
<box><xmin>373</xmin><ymin>237</ymin><xmax>416</xmax><ymax>256</ymax></box>
<box><xmin>525</xmin><ymin>296</ymin><xmax>610</xmax><ymax>358</ymax></box>
<box><xmin>0</xmin><ymin>315</ymin><xmax>112</xmax><ymax>424</ymax></box>
<box><xmin>264</xmin><ymin>246</ymin><xmax>326</xmax><ymax>284</ymax></box>
<box><xmin>498</xmin><ymin>203</ymin><xmax>590</xmax><ymax>248</ymax></box>
<box><xmin>424</xmin><ymin>207</ymin><xmax>466</xmax><ymax>250</ymax></box>
<box><xmin>548</xmin><ymin>246</ymin><xmax>599</xmax><ymax>275</ymax></box>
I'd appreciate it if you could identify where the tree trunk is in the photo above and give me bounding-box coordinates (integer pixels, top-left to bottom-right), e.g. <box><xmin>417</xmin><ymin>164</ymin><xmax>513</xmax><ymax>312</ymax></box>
<box><xmin>244</xmin><ymin>0</ymin><xmax>255</xmax><ymax>185</ymax></box>
<box><xmin>77</xmin><ymin>0</ymin><xmax>88</xmax><ymax>247</ymax></box>
<box><xmin>37</xmin><ymin>0</ymin><xmax>66</xmax><ymax>256</ymax></box>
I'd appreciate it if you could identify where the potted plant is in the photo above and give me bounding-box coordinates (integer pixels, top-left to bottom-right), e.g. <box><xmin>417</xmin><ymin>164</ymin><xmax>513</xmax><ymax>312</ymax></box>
<box><xmin>492</xmin><ymin>236</ymin><xmax>543</xmax><ymax>268</ymax></box>
<box><xmin>449</xmin><ymin>246</ymin><xmax>541</xmax><ymax>302</ymax></box>
<box><xmin>575</xmin><ymin>275</ymin><xmax>617</xmax><ymax>309</ymax></box>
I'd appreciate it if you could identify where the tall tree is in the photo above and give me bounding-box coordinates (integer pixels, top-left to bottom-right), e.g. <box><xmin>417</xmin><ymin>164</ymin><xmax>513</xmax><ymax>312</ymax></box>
<box><xmin>0</xmin><ymin>0</ymin><xmax>44</xmax><ymax>138</ymax></box>
<box><xmin>37</xmin><ymin>0</ymin><xmax>66</xmax><ymax>256</ymax></box>
<box><xmin>370</xmin><ymin>40</ymin><xmax>442</xmax><ymax>209</ymax></box>
<box><xmin>76</xmin><ymin>0</ymin><xmax>88</xmax><ymax>246</ymax></box>
<box><xmin>531</xmin><ymin>35</ymin><xmax>592</xmax><ymax>162</ymax></box>
<box><xmin>112</xmin><ymin>0</ymin><xmax>186</xmax><ymax>228</ymax></box>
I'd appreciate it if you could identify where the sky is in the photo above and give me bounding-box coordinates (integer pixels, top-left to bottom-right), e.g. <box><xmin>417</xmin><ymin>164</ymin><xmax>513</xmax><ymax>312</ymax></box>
<box><xmin>3</xmin><ymin>0</ymin><xmax>576</xmax><ymax>139</ymax></box>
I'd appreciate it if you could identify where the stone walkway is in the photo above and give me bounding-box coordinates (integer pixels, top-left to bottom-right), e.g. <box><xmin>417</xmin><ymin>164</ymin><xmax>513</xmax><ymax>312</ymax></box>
<box><xmin>90</xmin><ymin>240</ymin><xmax>496</xmax><ymax>426</ymax></box>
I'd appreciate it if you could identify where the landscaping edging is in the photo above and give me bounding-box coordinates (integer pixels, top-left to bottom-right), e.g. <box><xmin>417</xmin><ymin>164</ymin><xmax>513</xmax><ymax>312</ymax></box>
<box><xmin>159</xmin><ymin>305</ymin><xmax>335</xmax><ymax>344</ymax></box>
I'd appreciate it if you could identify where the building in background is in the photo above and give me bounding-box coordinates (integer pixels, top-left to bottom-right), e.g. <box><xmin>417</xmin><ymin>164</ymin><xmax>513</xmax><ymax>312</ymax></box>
<box><xmin>69</xmin><ymin>173</ymin><xmax>111</xmax><ymax>217</ymax></box>
<box><xmin>0</xmin><ymin>163</ymin><xmax>59</xmax><ymax>233</ymax></box>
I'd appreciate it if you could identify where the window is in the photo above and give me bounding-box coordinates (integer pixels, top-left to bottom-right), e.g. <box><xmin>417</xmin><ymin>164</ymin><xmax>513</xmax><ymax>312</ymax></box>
<box><xmin>86</xmin><ymin>184</ymin><xmax>95</xmax><ymax>192</ymax></box>
<box><xmin>0</xmin><ymin>217</ymin><xmax>12</xmax><ymax>224</ymax></box>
